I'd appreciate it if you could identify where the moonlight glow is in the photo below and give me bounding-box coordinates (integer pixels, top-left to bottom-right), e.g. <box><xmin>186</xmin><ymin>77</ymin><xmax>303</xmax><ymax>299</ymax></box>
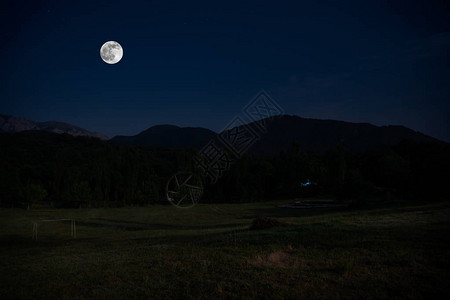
<box><xmin>100</xmin><ymin>41</ymin><xmax>123</xmax><ymax>64</ymax></box>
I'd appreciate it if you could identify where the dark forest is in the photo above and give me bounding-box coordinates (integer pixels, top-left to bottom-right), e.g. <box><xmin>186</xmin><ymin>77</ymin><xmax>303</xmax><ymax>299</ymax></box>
<box><xmin>1</xmin><ymin>131</ymin><xmax>448</xmax><ymax>208</ymax></box>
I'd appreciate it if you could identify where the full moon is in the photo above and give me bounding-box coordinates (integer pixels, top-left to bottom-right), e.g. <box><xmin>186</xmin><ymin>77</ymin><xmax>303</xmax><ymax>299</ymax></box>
<box><xmin>100</xmin><ymin>41</ymin><xmax>123</xmax><ymax>64</ymax></box>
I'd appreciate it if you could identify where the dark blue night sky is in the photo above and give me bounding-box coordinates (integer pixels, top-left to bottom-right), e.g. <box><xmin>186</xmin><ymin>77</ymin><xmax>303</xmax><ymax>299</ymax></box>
<box><xmin>1</xmin><ymin>0</ymin><xmax>449</xmax><ymax>141</ymax></box>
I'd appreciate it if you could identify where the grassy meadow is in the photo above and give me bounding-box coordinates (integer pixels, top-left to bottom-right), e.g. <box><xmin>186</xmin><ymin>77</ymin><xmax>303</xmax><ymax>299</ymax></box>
<box><xmin>1</xmin><ymin>200</ymin><xmax>449</xmax><ymax>299</ymax></box>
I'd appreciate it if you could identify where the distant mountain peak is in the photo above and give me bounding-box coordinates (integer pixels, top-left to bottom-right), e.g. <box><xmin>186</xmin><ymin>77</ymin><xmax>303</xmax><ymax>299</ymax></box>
<box><xmin>112</xmin><ymin>124</ymin><xmax>216</xmax><ymax>148</ymax></box>
<box><xmin>139</xmin><ymin>124</ymin><xmax>181</xmax><ymax>135</ymax></box>
<box><xmin>0</xmin><ymin>114</ymin><xmax>108</xmax><ymax>140</ymax></box>
<box><xmin>241</xmin><ymin>114</ymin><xmax>442</xmax><ymax>154</ymax></box>
<box><xmin>146</xmin><ymin>124</ymin><xmax>181</xmax><ymax>130</ymax></box>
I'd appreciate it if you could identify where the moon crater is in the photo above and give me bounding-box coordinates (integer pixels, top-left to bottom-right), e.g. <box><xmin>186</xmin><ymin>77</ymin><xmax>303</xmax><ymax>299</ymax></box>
<box><xmin>100</xmin><ymin>41</ymin><xmax>123</xmax><ymax>64</ymax></box>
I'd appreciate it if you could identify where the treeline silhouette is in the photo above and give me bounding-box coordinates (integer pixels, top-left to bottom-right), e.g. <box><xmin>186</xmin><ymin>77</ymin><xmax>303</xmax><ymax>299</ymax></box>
<box><xmin>0</xmin><ymin>131</ymin><xmax>448</xmax><ymax>208</ymax></box>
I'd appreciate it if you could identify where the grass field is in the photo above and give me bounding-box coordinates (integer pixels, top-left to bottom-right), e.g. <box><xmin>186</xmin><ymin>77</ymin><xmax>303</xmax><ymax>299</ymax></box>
<box><xmin>1</xmin><ymin>200</ymin><xmax>449</xmax><ymax>299</ymax></box>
